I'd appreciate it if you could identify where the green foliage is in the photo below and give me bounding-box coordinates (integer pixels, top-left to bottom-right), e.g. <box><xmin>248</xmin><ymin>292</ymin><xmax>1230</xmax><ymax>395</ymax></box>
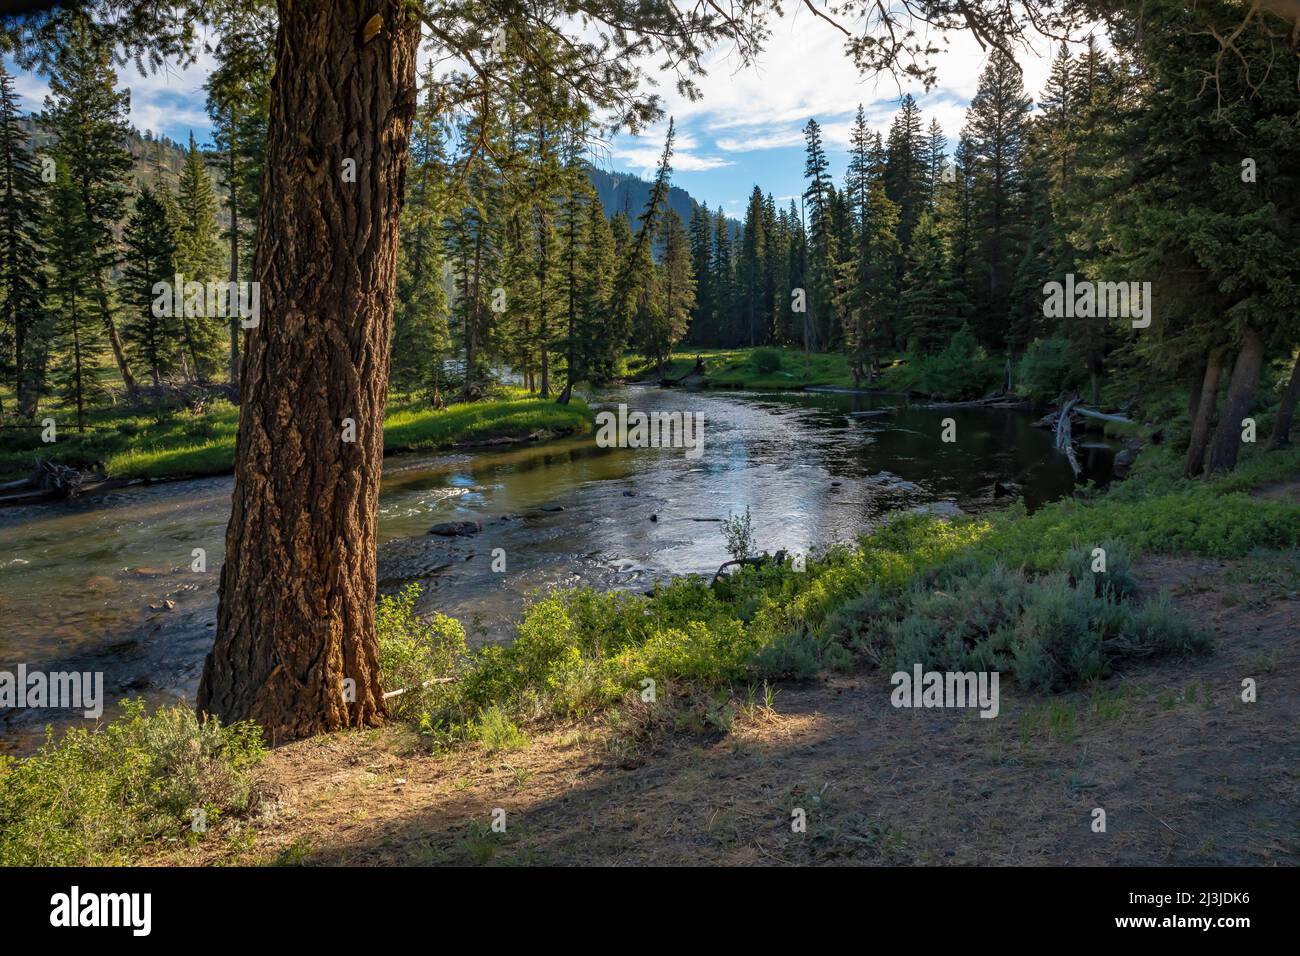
<box><xmin>0</xmin><ymin>700</ymin><xmax>264</xmax><ymax>866</ymax></box>
<box><xmin>376</xmin><ymin>584</ymin><xmax>469</xmax><ymax>721</ymax></box>
<box><xmin>833</xmin><ymin>556</ymin><xmax>1204</xmax><ymax>692</ymax></box>
<box><xmin>720</xmin><ymin>505</ymin><xmax>755</xmax><ymax>561</ymax></box>
<box><xmin>878</xmin><ymin>325</ymin><xmax>1002</xmax><ymax>399</ymax></box>
<box><xmin>1016</xmin><ymin>337</ymin><xmax>1084</xmax><ymax>401</ymax></box>
<box><xmin>468</xmin><ymin>705</ymin><xmax>528</xmax><ymax>753</ymax></box>
<box><xmin>753</xmin><ymin>347</ymin><xmax>781</xmax><ymax>373</ymax></box>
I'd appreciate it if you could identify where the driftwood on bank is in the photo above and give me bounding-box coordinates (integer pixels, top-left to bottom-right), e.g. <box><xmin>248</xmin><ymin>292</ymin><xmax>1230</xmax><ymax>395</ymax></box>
<box><xmin>1055</xmin><ymin>397</ymin><xmax>1083</xmax><ymax>476</ymax></box>
<box><xmin>920</xmin><ymin>393</ymin><xmax>1034</xmax><ymax>410</ymax></box>
<box><xmin>711</xmin><ymin>549</ymin><xmax>788</xmax><ymax>585</ymax></box>
<box><xmin>0</xmin><ymin>460</ymin><xmax>123</xmax><ymax>507</ymax></box>
<box><xmin>660</xmin><ymin>355</ymin><xmax>707</xmax><ymax>387</ymax></box>
<box><xmin>1035</xmin><ymin>404</ymin><xmax>1136</xmax><ymax>429</ymax></box>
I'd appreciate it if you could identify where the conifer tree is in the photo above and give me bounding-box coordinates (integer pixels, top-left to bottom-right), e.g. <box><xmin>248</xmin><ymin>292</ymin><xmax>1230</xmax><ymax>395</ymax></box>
<box><xmin>962</xmin><ymin>49</ymin><xmax>1032</xmax><ymax>349</ymax></box>
<box><xmin>122</xmin><ymin>185</ymin><xmax>181</xmax><ymax>387</ymax></box>
<box><xmin>42</xmin><ymin>19</ymin><xmax>137</xmax><ymax>395</ymax></box>
<box><xmin>0</xmin><ymin>62</ymin><xmax>46</xmax><ymax>420</ymax></box>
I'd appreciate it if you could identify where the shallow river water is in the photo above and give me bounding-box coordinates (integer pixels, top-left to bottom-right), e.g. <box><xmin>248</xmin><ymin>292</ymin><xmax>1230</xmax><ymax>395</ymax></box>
<box><xmin>0</xmin><ymin>385</ymin><xmax>1116</xmax><ymax>750</ymax></box>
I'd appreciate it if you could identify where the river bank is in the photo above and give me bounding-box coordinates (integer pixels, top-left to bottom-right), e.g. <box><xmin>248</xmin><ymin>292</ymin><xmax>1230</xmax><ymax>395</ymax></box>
<box><xmin>146</xmin><ymin>546</ymin><xmax>1300</xmax><ymax>867</ymax></box>
<box><xmin>1</xmin><ymin>385</ymin><xmax>1113</xmax><ymax>759</ymax></box>
<box><xmin>3</xmin><ymin>415</ymin><xmax>1297</xmax><ymax>864</ymax></box>
<box><xmin>0</xmin><ymin>391</ymin><xmax>593</xmax><ymax>488</ymax></box>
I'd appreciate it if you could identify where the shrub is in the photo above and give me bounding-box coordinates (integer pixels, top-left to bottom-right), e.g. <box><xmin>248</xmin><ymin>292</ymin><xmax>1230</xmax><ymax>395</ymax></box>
<box><xmin>830</xmin><ymin>556</ymin><xmax>1203</xmax><ymax>693</ymax></box>
<box><xmin>0</xmin><ymin>700</ymin><xmax>265</xmax><ymax>866</ymax></box>
<box><xmin>376</xmin><ymin>584</ymin><xmax>469</xmax><ymax>722</ymax></box>
<box><xmin>878</xmin><ymin>325</ymin><xmax>1002</xmax><ymax>399</ymax></box>
<box><xmin>720</xmin><ymin>506</ymin><xmax>756</xmax><ymax>562</ymax></box>
<box><xmin>753</xmin><ymin>348</ymin><xmax>782</xmax><ymax>374</ymax></box>
<box><xmin>469</xmin><ymin>705</ymin><xmax>528</xmax><ymax>753</ymax></box>
<box><xmin>1016</xmin><ymin>337</ymin><xmax>1084</xmax><ymax>401</ymax></box>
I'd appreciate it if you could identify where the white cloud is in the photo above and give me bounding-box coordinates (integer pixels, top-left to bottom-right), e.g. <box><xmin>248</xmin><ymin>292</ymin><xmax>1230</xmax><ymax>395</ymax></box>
<box><xmin>609</xmin><ymin>126</ymin><xmax>732</xmax><ymax>174</ymax></box>
<box><xmin>7</xmin><ymin>44</ymin><xmax>217</xmax><ymax>142</ymax></box>
<box><xmin>715</xmin><ymin>128</ymin><xmax>806</xmax><ymax>152</ymax></box>
<box><xmin>612</xmin><ymin>6</ymin><xmax>1094</xmax><ymax>155</ymax></box>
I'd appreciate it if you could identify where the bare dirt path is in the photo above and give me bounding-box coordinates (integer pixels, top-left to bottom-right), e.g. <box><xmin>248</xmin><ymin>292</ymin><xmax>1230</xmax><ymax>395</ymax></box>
<box><xmin>150</xmin><ymin>551</ymin><xmax>1300</xmax><ymax>866</ymax></box>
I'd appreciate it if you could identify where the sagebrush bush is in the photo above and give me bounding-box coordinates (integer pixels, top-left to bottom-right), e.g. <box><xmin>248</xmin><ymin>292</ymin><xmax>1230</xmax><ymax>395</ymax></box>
<box><xmin>0</xmin><ymin>700</ymin><xmax>264</xmax><ymax>866</ymax></box>
<box><xmin>829</xmin><ymin>557</ymin><xmax>1202</xmax><ymax>692</ymax></box>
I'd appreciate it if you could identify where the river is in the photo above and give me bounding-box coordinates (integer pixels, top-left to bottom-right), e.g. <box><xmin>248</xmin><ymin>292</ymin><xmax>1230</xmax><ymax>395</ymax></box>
<box><xmin>0</xmin><ymin>385</ymin><xmax>1116</xmax><ymax>751</ymax></box>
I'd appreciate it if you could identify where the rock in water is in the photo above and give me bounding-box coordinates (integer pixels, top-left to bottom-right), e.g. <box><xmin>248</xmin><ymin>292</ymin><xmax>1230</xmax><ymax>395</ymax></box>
<box><xmin>1114</xmin><ymin>448</ymin><xmax>1138</xmax><ymax>478</ymax></box>
<box><xmin>429</xmin><ymin>520</ymin><xmax>482</xmax><ymax>536</ymax></box>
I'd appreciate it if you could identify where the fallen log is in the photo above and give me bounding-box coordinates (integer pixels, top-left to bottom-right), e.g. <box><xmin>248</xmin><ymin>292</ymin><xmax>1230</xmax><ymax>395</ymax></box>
<box><xmin>1072</xmin><ymin>405</ymin><xmax>1135</xmax><ymax>425</ymax></box>
<box><xmin>1055</xmin><ymin>397</ymin><xmax>1082</xmax><ymax>476</ymax></box>
<box><xmin>711</xmin><ymin>549</ymin><xmax>788</xmax><ymax>585</ymax></box>
<box><xmin>660</xmin><ymin>355</ymin><xmax>707</xmax><ymax>387</ymax></box>
<box><xmin>920</xmin><ymin>394</ymin><xmax>1033</xmax><ymax>410</ymax></box>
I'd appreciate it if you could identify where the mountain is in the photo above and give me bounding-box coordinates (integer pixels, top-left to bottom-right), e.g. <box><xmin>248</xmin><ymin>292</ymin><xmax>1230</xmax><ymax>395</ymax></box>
<box><xmin>587</xmin><ymin>166</ymin><xmax>740</xmax><ymax>235</ymax></box>
<box><xmin>19</xmin><ymin>114</ymin><xmax>737</xmax><ymax>239</ymax></box>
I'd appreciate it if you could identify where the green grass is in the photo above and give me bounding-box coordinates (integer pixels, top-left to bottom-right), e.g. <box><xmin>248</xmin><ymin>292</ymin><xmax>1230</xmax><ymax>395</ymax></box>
<box><xmin>1</xmin><ymin>392</ymin><xmax>592</xmax><ymax>482</ymax></box>
<box><xmin>627</xmin><ymin>347</ymin><xmax>859</xmax><ymax>390</ymax></box>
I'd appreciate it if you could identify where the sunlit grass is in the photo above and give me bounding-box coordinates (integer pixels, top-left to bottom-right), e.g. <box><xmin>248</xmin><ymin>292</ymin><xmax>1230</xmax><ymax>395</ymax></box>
<box><xmin>1</xmin><ymin>393</ymin><xmax>592</xmax><ymax>482</ymax></box>
<box><xmin>627</xmin><ymin>347</ymin><xmax>858</xmax><ymax>389</ymax></box>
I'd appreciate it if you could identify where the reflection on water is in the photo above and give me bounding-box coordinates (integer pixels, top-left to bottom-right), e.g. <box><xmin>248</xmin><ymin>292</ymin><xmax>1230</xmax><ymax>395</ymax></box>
<box><xmin>0</xmin><ymin>386</ymin><xmax>1114</xmax><ymax>750</ymax></box>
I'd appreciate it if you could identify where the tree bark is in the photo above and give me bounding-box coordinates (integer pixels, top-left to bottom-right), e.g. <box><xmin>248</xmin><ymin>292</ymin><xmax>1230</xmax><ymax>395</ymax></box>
<box><xmin>1184</xmin><ymin>348</ymin><xmax>1222</xmax><ymax>477</ymax></box>
<box><xmin>1207</xmin><ymin>327</ymin><xmax>1266</xmax><ymax>474</ymax></box>
<box><xmin>1187</xmin><ymin>354</ymin><xmax>1208</xmax><ymax>422</ymax></box>
<box><xmin>94</xmin><ymin>273</ymin><xmax>137</xmax><ymax>396</ymax></box>
<box><xmin>1267</xmin><ymin>350</ymin><xmax>1300</xmax><ymax>450</ymax></box>
<box><xmin>198</xmin><ymin>0</ymin><xmax>419</xmax><ymax>741</ymax></box>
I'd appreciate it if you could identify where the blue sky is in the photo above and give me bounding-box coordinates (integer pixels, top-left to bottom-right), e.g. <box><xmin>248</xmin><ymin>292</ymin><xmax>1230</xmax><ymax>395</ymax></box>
<box><xmin>7</xmin><ymin>7</ymin><xmax>1076</xmax><ymax>214</ymax></box>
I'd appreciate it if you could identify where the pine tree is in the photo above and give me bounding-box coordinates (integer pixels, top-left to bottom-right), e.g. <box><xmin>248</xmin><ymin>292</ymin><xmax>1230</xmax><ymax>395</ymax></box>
<box><xmin>687</xmin><ymin>200</ymin><xmax>714</xmax><ymax>343</ymax></box>
<box><xmin>739</xmin><ymin>186</ymin><xmax>766</xmax><ymax>346</ymax></box>
<box><xmin>654</xmin><ymin>206</ymin><xmax>695</xmax><ymax>360</ymax></box>
<box><xmin>205</xmin><ymin>8</ymin><xmax>272</xmax><ymax>391</ymax></box>
<box><xmin>962</xmin><ymin>49</ymin><xmax>1033</xmax><ymax>349</ymax></box>
<box><xmin>44</xmin><ymin>164</ymin><xmax>98</xmax><ymax>430</ymax></box>
<box><xmin>802</xmin><ymin>117</ymin><xmax>836</xmax><ymax>351</ymax></box>
<box><xmin>884</xmin><ymin>94</ymin><xmax>928</xmax><ymax>251</ymax></box>
<box><xmin>0</xmin><ymin>62</ymin><xmax>46</xmax><ymax>420</ymax></box>
<box><xmin>576</xmin><ymin>176</ymin><xmax>616</xmax><ymax>384</ymax></box>
<box><xmin>845</xmin><ymin>105</ymin><xmax>872</xmax><ymax>234</ymax></box>
<box><xmin>711</xmin><ymin>208</ymin><xmax>735</xmax><ymax>343</ymax></box>
<box><xmin>42</xmin><ymin>20</ymin><xmax>137</xmax><ymax>395</ymax></box>
<box><xmin>838</xmin><ymin>175</ymin><xmax>900</xmax><ymax>383</ymax></box>
<box><xmin>760</xmin><ymin>192</ymin><xmax>781</xmax><ymax>344</ymax></box>
<box><xmin>393</xmin><ymin>73</ymin><xmax>452</xmax><ymax>405</ymax></box>
<box><xmin>924</xmin><ymin>119</ymin><xmax>947</xmax><ymax>210</ymax></box>
<box><xmin>901</xmin><ymin>208</ymin><xmax>959</xmax><ymax>354</ymax></box>
<box><xmin>174</xmin><ymin>131</ymin><xmax>224</xmax><ymax>381</ymax></box>
<box><xmin>122</xmin><ymin>185</ymin><xmax>181</xmax><ymax>387</ymax></box>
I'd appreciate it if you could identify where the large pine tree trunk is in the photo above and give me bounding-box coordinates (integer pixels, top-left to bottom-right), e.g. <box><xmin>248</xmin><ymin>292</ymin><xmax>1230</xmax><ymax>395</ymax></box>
<box><xmin>1184</xmin><ymin>348</ymin><xmax>1223</xmax><ymax>477</ymax></box>
<box><xmin>198</xmin><ymin>0</ymin><xmax>419</xmax><ymax>741</ymax></box>
<box><xmin>1207</xmin><ymin>327</ymin><xmax>1266</xmax><ymax>474</ymax></box>
<box><xmin>1267</xmin><ymin>351</ymin><xmax>1300</xmax><ymax>450</ymax></box>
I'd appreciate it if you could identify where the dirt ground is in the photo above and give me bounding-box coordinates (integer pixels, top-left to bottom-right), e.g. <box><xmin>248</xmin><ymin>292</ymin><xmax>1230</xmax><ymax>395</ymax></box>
<box><xmin>149</xmin><ymin>543</ymin><xmax>1300</xmax><ymax>867</ymax></box>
